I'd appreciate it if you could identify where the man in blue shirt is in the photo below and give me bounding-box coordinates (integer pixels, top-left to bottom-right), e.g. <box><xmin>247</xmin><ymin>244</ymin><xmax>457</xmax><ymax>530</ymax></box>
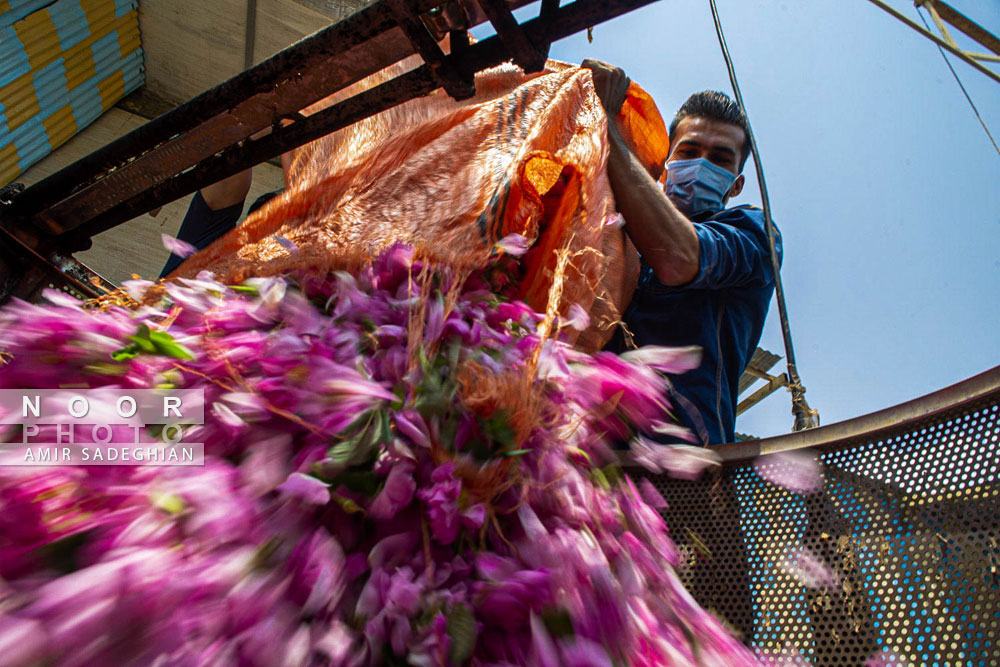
<box><xmin>583</xmin><ymin>59</ymin><xmax>777</xmax><ymax>642</ymax></box>
<box><xmin>584</xmin><ymin>60</ymin><xmax>781</xmax><ymax>447</ymax></box>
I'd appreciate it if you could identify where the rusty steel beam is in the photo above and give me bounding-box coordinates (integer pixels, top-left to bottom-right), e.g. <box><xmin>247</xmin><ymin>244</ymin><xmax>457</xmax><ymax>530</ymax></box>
<box><xmin>619</xmin><ymin>365</ymin><xmax>1000</xmax><ymax>469</ymax></box>
<box><xmin>478</xmin><ymin>0</ymin><xmax>548</xmax><ymax>73</ymax></box>
<box><xmin>22</xmin><ymin>8</ymin><xmax>459</xmax><ymax>240</ymax></box>
<box><xmin>922</xmin><ymin>0</ymin><xmax>1000</xmax><ymax>56</ymax></box>
<box><xmin>8</xmin><ymin>0</ymin><xmax>573</xmax><ymax>245</ymax></box>
<box><xmin>721</xmin><ymin>364</ymin><xmax>1000</xmax><ymax>462</ymax></box>
<box><xmin>0</xmin><ymin>222</ymin><xmax>110</xmax><ymax>301</ymax></box>
<box><xmin>865</xmin><ymin>0</ymin><xmax>1000</xmax><ymax>85</ymax></box>
<box><xmin>25</xmin><ymin>0</ymin><xmax>660</xmax><ymax>245</ymax></box>
<box><xmin>389</xmin><ymin>0</ymin><xmax>476</xmax><ymax>99</ymax></box>
<box><xmin>6</xmin><ymin>0</ymin><xmax>441</xmax><ymax>224</ymax></box>
<box><xmin>34</xmin><ymin>27</ymin><xmax>417</xmax><ymax>239</ymax></box>
<box><xmin>65</xmin><ymin>68</ymin><xmax>439</xmax><ymax>242</ymax></box>
<box><xmin>7</xmin><ymin>0</ymin><xmax>550</xmax><ymax>238</ymax></box>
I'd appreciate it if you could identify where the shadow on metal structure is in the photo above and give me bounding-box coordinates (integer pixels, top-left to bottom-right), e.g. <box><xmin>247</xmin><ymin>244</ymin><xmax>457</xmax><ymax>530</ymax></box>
<box><xmin>0</xmin><ymin>0</ymin><xmax>660</xmax><ymax>304</ymax></box>
<box><xmin>630</xmin><ymin>366</ymin><xmax>1000</xmax><ymax>665</ymax></box>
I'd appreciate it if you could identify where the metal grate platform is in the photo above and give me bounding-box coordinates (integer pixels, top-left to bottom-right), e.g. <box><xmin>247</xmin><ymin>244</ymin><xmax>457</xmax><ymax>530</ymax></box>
<box><xmin>634</xmin><ymin>366</ymin><xmax>1000</xmax><ymax>665</ymax></box>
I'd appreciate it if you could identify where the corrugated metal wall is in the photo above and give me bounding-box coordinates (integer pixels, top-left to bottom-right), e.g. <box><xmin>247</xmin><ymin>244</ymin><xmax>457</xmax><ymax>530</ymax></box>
<box><xmin>0</xmin><ymin>0</ymin><xmax>54</xmax><ymax>29</ymax></box>
<box><xmin>0</xmin><ymin>0</ymin><xmax>144</xmax><ymax>186</ymax></box>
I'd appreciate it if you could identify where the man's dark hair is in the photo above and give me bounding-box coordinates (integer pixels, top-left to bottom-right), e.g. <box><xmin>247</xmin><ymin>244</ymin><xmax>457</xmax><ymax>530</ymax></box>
<box><xmin>668</xmin><ymin>91</ymin><xmax>752</xmax><ymax>172</ymax></box>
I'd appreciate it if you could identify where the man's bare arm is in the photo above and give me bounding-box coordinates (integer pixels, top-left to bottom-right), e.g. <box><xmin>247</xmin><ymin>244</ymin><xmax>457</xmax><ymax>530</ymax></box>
<box><xmin>605</xmin><ymin>123</ymin><xmax>700</xmax><ymax>286</ymax></box>
<box><xmin>200</xmin><ymin>169</ymin><xmax>252</xmax><ymax>211</ymax></box>
<box><xmin>582</xmin><ymin>59</ymin><xmax>699</xmax><ymax>286</ymax></box>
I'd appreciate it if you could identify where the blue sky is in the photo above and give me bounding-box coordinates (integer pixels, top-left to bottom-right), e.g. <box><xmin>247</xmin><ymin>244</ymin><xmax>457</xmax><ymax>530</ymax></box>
<box><xmin>517</xmin><ymin>0</ymin><xmax>1000</xmax><ymax>439</ymax></box>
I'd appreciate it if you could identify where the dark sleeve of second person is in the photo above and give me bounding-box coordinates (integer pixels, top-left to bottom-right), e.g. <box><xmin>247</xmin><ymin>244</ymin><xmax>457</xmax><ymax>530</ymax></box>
<box><xmin>685</xmin><ymin>206</ymin><xmax>783</xmax><ymax>290</ymax></box>
<box><xmin>159</xmin><ymin>191</ymin><xmax>244</xmax><ymax>279</ymax></box>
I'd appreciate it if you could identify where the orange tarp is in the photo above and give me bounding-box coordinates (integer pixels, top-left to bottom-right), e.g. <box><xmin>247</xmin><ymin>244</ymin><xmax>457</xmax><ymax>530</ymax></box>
<box><xmin>171</xmin><ymin>61</ymin><xmax>670</xmax><ymax>351</ymax></box>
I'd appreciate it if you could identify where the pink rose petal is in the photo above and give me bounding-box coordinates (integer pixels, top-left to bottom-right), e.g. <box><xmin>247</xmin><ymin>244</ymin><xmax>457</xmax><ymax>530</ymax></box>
<box><xmin>122</xmin><ymin>279</ymin><xmax>155</xmax><ymax>301</ymax></box>
<box><xmin>783</xmin><ymin>547</ymin><xmax>840</xmax><ymax>589</ymax></box>
<box><xmin>495</xmin><ymin>233</ymin><xmax>530</xmax><ymax>256</ymax></box>
<box><xmin>755</xmin><ymin>450</ymin><xmax>823</xmax><ymax>494</ymax></box>
<box><xmin>564</xmin><ymin>303</ymin><xmax>590</xmax><ymax>331</ymax></box>
<box><xmin>41</xmin><ymin>288</ymin><xmax>82</xmax><ymax>309</ymax></box>
<box><xmin>277</xmin><ymin>473</ymin><xmax>331</xmax><ymax>506</ymax></box>
<box><xmin>866</xmin><ymin>650</ymin><xmax>911</xmax><ymax>667</ymax></box>
<box><xmin>637</xmin><ymin>478</ymin><xmax>668</xmax><ymax>509</ymax></box>
<box><xmin>274</xmin><ymin>235</ymin><xmax>299</xmax><ymax>254</ymax></box>
<box><xmin>604</xmin><ymin>212</ymin><xmax>624</xmax><ymax>229</ymax></box>
<box><xmin>631</xmin><ymin>436</ymin><xmax>720</xmax><ymax>480</ymax></box>
<box><xmin>620</xmin><ymin>345</ymin><xmax>702</xmax><ymax>373</ymax></box>
<box><xmin>161</xmin><ymin>233</ymin><xmax>197</xmax><ymax>258</ymax></box>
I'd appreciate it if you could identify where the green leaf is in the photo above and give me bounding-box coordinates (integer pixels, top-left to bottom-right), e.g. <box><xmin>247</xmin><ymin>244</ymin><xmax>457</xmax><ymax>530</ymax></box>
<box><xmin>503</xmin><ymin>449</ymin><xmax>532</xmax><ymax>457</ymax></box>
<box><xmin>377</xmin><ymin>409</ymin><xmax>391</xmax><ymax>445</ymax></box>
<box><xmin>446</xmin><ymin>602</ymin><xmax>477</xmax><ymax>665</ymax></box>
<box><xmin>36</xmin><ymin>530</ymin><xmax>93</xmax><ymax>574</ymax></box>
<box><xmin>151</xmin><ymin>491</ymin><xmax>186</xmax><ymax>515</ymax></box>
<box><xmin>331</xmin><ymin>493</ymin><xmax>364</xmax><ymax>514</ymax></box>
<box><xmin>413</xmin><ymin>392</ymin><xmax>451</xmax><ymax>418</ymax></box>
<box><xmin>331</xmin><ymin>469</ymin><xmax>380</xmax><ymax>496</ymax></box>
<box><xmin>115</xmin><ymin>325</ymin><xmax>194</xmax><ymax>361</ymax></box>
<box><xmin>446</xmin><ymin>338</ymin><xmax>461</xmax><ymax>370</ymax></box>
<box><xmin>146</xmin><ymin>423</ymin><xmax>191</xmax><ymax>440</ymax></box>
<box><xmin>541</xmin><ymin>607</ymin><xmax>575</xmax><ymax>639</ymax></box>
<box><xmin>601</xmin><ymin>464</ymin><xmax>623</xmax><ymax>486</ymax></box>
<box><xmin>590</xmin><ymin>467</ymin><xmax>610</xmax><ymax>491</ymax></box>
<box><xmin>126</xmin><ymin>324</ymin><xmax>156</xmax><ymax>353</ymax></box>
<box><xmin>483</xmin><ymin>411</ymin><xmax>516</xmax><ymax>449</ymax></box>
<box><xmin>327</xmin><ymin>411</ymin><xmax>378</xmax><ymax>466</ymax></box>
<box><xmin>109</xmin><ymin>345</ymin><xmax>140</xmax><ymax>362</ymax></box>
<box><xmin>248</xmin><ymin>536</ymin><xmax>283</xmax><ymax>571</ymax></box>
<box><xmin>328</xmin><ymin>439</ymin><xmax>361</xmax><ymax>465</ymax></box>
<box><xmin>148</xmin><ymin>330</ymin><xmax>195</xmax><ymax>360</ymax></box>
<box><xmin>83</xmin><ymin>361</ymin><xmax>129</xmax><ymax>375</ymax></box>
<box><xmin>417</xmin><ymin>345</ymin><xmax>433</xmax><ymax>374</ymax></box>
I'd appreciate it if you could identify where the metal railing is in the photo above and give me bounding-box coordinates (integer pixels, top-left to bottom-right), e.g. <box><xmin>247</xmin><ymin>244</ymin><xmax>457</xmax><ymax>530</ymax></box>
<box><xmin>632</xmin><ymin>365</ymin><xmax>1000</xmax><ymax>664</ymax></box>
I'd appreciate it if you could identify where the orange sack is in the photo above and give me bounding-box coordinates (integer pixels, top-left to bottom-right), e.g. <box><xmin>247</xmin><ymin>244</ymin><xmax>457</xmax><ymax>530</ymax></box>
<box><xmin>171</xmin><ymin>61</ymin><xmax>671</xmax><ymax>351</ymax></box>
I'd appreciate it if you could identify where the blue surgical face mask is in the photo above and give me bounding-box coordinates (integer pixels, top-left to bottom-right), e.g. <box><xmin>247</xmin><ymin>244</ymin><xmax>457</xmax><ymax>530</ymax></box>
<box><xmin>664</xmin><ymin>157</ymin><xmax>737</xmax><ymax>217</ymax></box>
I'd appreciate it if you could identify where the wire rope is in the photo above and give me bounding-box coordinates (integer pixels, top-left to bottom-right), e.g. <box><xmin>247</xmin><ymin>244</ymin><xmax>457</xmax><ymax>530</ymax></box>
<box><xmin>917</xmin><ymin>7</ymin><xmax>1000</xmax><ymax>157</ymax></box>
<box><xmin>706</xmin><ymin>0</ymin><xmax>819</xmax><ymax>431</ymax></box>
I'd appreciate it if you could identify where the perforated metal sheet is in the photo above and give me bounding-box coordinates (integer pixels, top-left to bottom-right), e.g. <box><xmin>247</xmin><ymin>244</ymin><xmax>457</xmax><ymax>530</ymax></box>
<box><xmin>636</xmin><ymin>375</ymin><xmax>1000</xmax><ymax>666</ymax></box>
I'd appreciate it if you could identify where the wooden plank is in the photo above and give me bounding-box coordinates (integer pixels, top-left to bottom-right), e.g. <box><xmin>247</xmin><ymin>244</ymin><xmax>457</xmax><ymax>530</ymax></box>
<box><xmin>251</xmin><ymin>0</ymin><xmax>340</xmax><ymax>65</ymax></box>
<box><xmin>292</xmin><ymin>0</ymin><xmax>373</xmax><ymax>23</ymax></box>
<box><xmin>137</xmin><ymin>0</ymin><xmax>246</xmax><ymax>106</ymax></box>
<box><xmin>136</xmin><ymin>0</ymin><xmax>365</xmax><ymax>105</ymax></box>
<box><xmin>16</xmin><ymin>108</ymin><xmax>285</xmax><ymax>284</ymax></box>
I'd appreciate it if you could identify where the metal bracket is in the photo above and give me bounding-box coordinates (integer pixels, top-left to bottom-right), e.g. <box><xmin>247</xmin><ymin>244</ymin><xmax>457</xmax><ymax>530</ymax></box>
<box><xmin>422</xmin><ymin>1</ymin><xmax>472</xmax><ymax>41</ymax></box>
<box><xmin>915</xmin><ymin>0</ymin><xmax>1000</xmax><ymax>61</ymax></box>
<box><xmin>865</xmin><ymin>0</ymin><xmax>1000</xmax><ymax>83</ymax></box>
<box><xmin>389</xmin><ymin>0</ymin><xmax>476</xmax><ymax>100</ymax></box>
<box><xmin>477</xmin><ymin>0</ymin><xmax>548</xmax><ymax>73</ymax></box>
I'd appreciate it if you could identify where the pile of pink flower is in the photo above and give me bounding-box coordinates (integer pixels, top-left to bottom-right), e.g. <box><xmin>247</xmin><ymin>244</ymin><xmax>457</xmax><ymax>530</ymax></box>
<box><xmin>0</xmin><ymin>243</ymin><xmax>759</xmax><ymax>666</ymax></box>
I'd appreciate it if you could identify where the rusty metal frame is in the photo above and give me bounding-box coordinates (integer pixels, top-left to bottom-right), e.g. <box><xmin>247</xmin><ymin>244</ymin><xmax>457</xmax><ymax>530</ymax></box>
<box><xmin>0</xmin><ymin>0</ymin><xmax>661</xmax><ymax>303</ymax></box>
<box><xmin>621</xmin><ymin>364</ymin><xmax>1000</xmax><ymax>463</ymax></box>
<box><xmin>917</xmin><ymin>0</ymin><xmax>1000</xmax><ymax>63</ymax></box>
<box><xmin>726</xmin><ymin>364</ymin><xmax>1000</xmax><ymax>461</ymax></box>
<box><xmin>865</xmin><ymin>0</ymin><xmax>1000</xmax><ymax>84</ymax></box>
<box><xmin>732</xmin><ymin>364</ymin><xmax>997</xmax><ymax>461</ymax></box>
<box><xmin>736</xmin><ymin>371</ymin><xmax>788</xmax><ymax>417</ymax></box>
<box><xmin>478</xmin><ymin>0</ymin><xmax>548</xmax><ymax>73</ymax></box>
